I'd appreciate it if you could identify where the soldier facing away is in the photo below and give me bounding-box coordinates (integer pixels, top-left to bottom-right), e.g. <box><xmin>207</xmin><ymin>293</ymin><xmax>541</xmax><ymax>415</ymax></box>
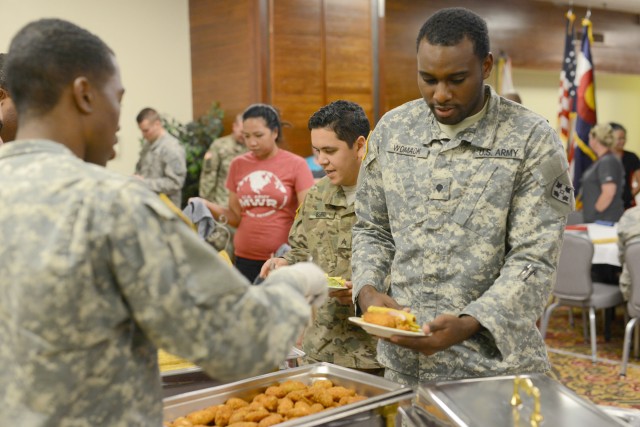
<box><xmin>0</xmin><ymin>18</ymin><xmax>327</xmax><ymax>426</ymax></box>
<box><xmin>351</xmin><ymin>7</ymin><xmax>574</xmax><ymax>386</ymax></box>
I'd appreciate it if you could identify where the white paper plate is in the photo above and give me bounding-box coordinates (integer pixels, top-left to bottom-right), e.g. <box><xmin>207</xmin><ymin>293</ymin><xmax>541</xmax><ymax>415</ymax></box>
<box><xmin>349</xmin><ymin>316</ymin><xmax>425</xmax><ymax>338</ymax></box>
<box><xmin>327</xmin><ymin>284</ymin><xmax>348</xmax><ymax>290</ymax></box>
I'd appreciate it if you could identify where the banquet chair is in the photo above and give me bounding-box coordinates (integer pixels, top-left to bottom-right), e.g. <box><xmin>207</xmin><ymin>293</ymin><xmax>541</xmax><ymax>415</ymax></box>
<box><xmin>620</xmin><ymin>241</ymin><xmax>640</xmax><ymax>377</ymax></box>
<box><xmin>540</xmin><ymin>233</ymin><xmax>624</xmax><ymax>364</ymax></box>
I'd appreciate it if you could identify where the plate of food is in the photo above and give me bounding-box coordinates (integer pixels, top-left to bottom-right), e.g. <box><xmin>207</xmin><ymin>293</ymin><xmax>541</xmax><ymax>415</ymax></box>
<box><xmin>349</xmin><ymin>306</ymin><xmax>425</xmax><ymax>338</ymax></box>
<box><xmin>327</xmin><ymin>275</ymin><xmax>349</xmax><ymax>290</ymax></box>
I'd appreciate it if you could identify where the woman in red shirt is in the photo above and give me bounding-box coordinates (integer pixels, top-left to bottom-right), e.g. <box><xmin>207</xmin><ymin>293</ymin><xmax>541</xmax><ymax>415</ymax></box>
<box><xmin>200</xmin><ymin>104</ymin><xmax>314</xmax><ymax>282</ymax></box>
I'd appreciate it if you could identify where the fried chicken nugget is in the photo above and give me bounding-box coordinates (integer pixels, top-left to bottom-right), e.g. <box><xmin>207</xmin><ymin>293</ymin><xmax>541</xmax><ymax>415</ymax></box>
<box><xmin>170</xmin><ymin>417</ymin><xmax>193</xmax><ymax>427</ymax></box>
<box><xmin>286</xmin><ymin>406</ymin><xmax>312</xmax><ymax>419</ymax></box>
<box><xmin>339</xmin><ymin>395</ymin><xmax>367</xmax><ymax>406</ymax></box>
<box><xmin>294</xmin><ymin>400</ymin><xmax>310</xmax><ymax>410</ymax></box>
<box><xmin>310</xmin><ymin>388</ymin><xmax>334</xmax><ymax>408</ymax></box>
<box><xmin>265</xmin><ymin>385</ymin><xmax>287</xmax><ymax>398</ymax></box>
<box><xmin>186</xmin><ymin>405</ymin><xmax>218</xmax><ymax>425</ymax></box>
<box><xmin>276</xmin><ymin>397</ymin><xmax>294</xmax><ymax>415</ymax></box>
<box><xmin>279</xmin><ymin>380</ymin><xmax>307</xmax><ymax>394</ymax></box>
<box><xmin>252</xmin><ymin>394</ymin><xmax>278</xmax><ymax>412</ymax></box>
<box><xmin>215</xmin><ymin>405</ymin><xmax>233</xmax><ymax>427</ymax></box>
<box><xmin>244</xmin><ymin>408</ymin><xmax>270</xmax><ymax>423</ymax></box>
<box><xmin>327</xmin><ymin>386</ymin><xmax>356</xmax><ymax>401</ymax></box>
<box><xmin>258</xmin><ymin>413</ymin><xmax>284</xmax><ymax>427</ymax></box>
<box><xmin>286</xmin><ymin>389</ymin><xmax>312</xmax><ymax>402</ymax></box>
<box><xmin>309</xmin><ymin>403</ymin><xmax>325</xmax><ymax>414</ymax></box>
<box><xmin>311</xmin><ymin>379</ymin><xmax>333</xmax><ymax>389</ymax></box>
<box><xmin>226</xmin><ymin>397</ymin><xmax>250</xmax><ymax>410</ymax></box>
<box><xmin>228</xmin><ymin>407</ymin><xmax>251</xmax><ymax>425</ymax></box>
<box><xmin>226</xmin><ymin>422</ymin><xmax>258</xmax><ymax>427</ymax></box>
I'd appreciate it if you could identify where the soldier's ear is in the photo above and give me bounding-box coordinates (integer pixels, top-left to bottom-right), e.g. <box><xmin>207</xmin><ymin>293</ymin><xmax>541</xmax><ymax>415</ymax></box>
<box><xmin>355</xmin><ymin>135</ymin><xmax>366</xmax><ymax>161</ymax></box>
<box><xmin>72</xmin><ymin>77</ymin><xmax>94</xmax><ymax>114</ymax></box>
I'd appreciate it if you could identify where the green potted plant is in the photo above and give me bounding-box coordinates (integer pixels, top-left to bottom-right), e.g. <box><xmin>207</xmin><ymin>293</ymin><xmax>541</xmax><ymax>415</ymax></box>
<box><xmin>162</xmin><ymin>102</ymin><xmax>225</xmax><ymax>207</ymax></box>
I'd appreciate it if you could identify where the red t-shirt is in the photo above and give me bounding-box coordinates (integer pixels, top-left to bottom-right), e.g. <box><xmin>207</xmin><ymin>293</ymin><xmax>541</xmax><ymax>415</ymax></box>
<box><xmin>226</xmin><ymin>149</ymin><xmax>314</xmax><ymax>260</ymax></box>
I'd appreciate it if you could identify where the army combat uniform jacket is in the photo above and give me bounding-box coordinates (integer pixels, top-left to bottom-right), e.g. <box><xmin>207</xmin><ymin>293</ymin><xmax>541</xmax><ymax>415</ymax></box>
<box><xmin>284</xmin><ymin>178</ymin><xmax>380</xmax><ymax>369</ymax></box>
<box><xmin>135</xmin><ymin>131</ymin><xmax>187</xmax><ymax>207</ymax></box>
<box><xmin>0</xmin><ymin>140</ymin><xmax>311</xmax><ymax>426</ymax></box>
<box><xmin>352</xmin><ymin>87</ymin><xmax>574</xmax><ymax>383</ymax></box>
<box><xmin>618</xmin><ymin>206</ymin><xmax>640</xmax><ymax>301</ymax></box>
<box><xmin>199</xmin><ymin>134</ymin><xmax>248</xmax><ymax>206</ymax></box>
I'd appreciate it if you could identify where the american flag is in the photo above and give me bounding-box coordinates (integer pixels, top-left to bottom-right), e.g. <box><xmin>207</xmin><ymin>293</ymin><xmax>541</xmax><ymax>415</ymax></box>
<box><xmin>558</xmin><ymin>10</ymin><xmax>576</xmax><ymax>146</ymax></box>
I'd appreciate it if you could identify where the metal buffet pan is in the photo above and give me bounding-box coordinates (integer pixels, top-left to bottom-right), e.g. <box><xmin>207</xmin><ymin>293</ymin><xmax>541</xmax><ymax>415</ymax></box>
<box><xmin>401</xmin><ymin>373</ymin><xmax>627</xmax><ymax>427</ymax></box>
<box><xmin>163</xmin><ymin>362</ymin><xmax>414</xmax><ymax>427</ymax></box>
<box><xmin>161</xmin><ymin>347</ymin><xmax>306</xmax><ymax>398</ymax></box>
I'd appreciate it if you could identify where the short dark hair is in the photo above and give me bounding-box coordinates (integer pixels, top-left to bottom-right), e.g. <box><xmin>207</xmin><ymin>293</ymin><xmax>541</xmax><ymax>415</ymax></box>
<box><xmin>609</xmin><ymin>122</ymin><xmax>626</xmax><ymax>133</ymax></box>
<box><xmin>6</xmin><ymin>18</ymin><xmax>115</xmax><ymax>118</ymax></box>
<box><xmin>308</xmin><ymin>100</ymin><xmax>370</xmax><ymax>148</ymax></box>
<box><xmin>0</xmin><ymin>53</ymin><xmax>7</xmax><ymax>90</ymax></box>
<box><xmin>416</xmin><ymin>7</ymin><xmax>490</xmax><ymax>60</ymax></box>
<box><xmin>242</xmin><ymin>104</ymin><xmax>282</xmax><ymax>142</ymax></box>
<box><xmin>136</xmin><ymin>107</ymin><xmax>160</xmax><ymax>124</ymax></box>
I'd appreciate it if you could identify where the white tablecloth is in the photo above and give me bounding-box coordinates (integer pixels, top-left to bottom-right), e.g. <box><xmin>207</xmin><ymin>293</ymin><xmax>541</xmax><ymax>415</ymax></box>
<box><xmin>565</xmin><ymin>223</ymin><xmax>620</xmax><ymax>266</ymax></box>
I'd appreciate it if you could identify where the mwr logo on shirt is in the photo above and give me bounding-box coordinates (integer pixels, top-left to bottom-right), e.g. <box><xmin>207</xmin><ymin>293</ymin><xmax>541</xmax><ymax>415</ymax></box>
<box><xmin>237</xmin><ymin>170</ymin><xmax>288</xmax><ymax>218</ymax></box>
<box><xmin>474</xmin><ymin>148</ymin><xmax>522</xmax><ymax>159</ymax></box>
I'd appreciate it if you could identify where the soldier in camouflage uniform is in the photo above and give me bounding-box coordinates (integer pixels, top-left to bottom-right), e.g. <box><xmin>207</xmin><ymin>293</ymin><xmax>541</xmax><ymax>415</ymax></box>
<box><xmin>618</xmin><ymin>206</ymin><xmax>640</xmax><ymax>301</ymax></box>
<box><xmin>135</xmin><ymin>107</ymin><xmax>187</xmax><ymax>208</ymax></box>
<box><xmin>199</xmin><ymin>113</ymin><xmax>247</xmax><ymax>205</ymax></box>
<box><xmin>0</xmin><ymin>18</ymin><xmax>327</xmax><ymax>426</ymax></box>
<box><xmin>351</xmin><ymin>8</ymin><xmax>574</xmax><ymax>386</ymax></box>
<box><xmin>260</xmin><ymin>101</ymin><xmax>383</xmax><ymax>373</ymax></box>
<box><xmin>199</xmin><ymin>114</ymin><xmax>247</xmax><ymax>254</ymax></box>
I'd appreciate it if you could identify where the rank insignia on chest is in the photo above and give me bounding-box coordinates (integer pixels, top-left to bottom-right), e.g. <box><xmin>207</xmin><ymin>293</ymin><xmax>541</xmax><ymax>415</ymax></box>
<box><xmin>551</xmin><ymin>180</ymin><xmax>573</xmax><ymax>205</ymax></box>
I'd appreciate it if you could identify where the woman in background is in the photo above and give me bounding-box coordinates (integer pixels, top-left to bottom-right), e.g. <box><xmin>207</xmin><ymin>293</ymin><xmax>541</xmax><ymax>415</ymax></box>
<box><xmin>198</xmin><ymin>104</ymin><xmax>314</xmax><ymax>282</ymax></box>
<box><xmin>581</xmin><ymin>123</ymin><xmax>625</xmax><ymax>224</ymax></box>
<box><xmin>581</xmin><ymin>123</ymin><xmax>625</xmax><ymax>285</ymax></box>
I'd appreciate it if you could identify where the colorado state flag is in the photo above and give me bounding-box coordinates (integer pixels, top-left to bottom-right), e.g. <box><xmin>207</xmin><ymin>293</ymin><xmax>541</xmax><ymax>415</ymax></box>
<box><xmin>570</xmin><ymin>14</ymin><xmax>598</xmax><ymax>197</ymax></box>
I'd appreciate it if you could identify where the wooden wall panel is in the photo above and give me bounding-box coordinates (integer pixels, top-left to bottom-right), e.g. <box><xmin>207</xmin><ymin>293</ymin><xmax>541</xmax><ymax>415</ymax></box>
<box><xmin>270</xmin><ymin>0</ymin><xmax>375</xmax><ymax>157</ymax></box>
<box><xmin>384</xmin><ymin>0</ymin><xmax>640</xmax><ymax>113</ymax></box>
<box><xmin>324</xmin><ymin>0</ymin><xmax>374</xmax><ymax>123</ymax></box>
<box><xmin>270</xmin><ymin>0</ymin><xmax>324</xmax><ymax>155</ymax></box>
<box><xmin>189</xmin><ymin>0</ymin><xmax>266</xmax><ymax>133</ymax></box>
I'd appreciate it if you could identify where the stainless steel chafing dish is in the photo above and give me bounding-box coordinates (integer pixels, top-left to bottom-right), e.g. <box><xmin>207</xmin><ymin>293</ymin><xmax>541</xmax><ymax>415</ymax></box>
<box><xmin>161</xmin><ymin>347</ymin><xmax>306</xmax><ymax>398</ymax></box>
<box><xmin>400</xmin><ymin>373</ymin><xmax>628</xmax><ymax>427</ymax></box>
<box><xmin>163</xmin><ymin>362</ymin><xmax>414</xmax><ymax>426</ymax></box>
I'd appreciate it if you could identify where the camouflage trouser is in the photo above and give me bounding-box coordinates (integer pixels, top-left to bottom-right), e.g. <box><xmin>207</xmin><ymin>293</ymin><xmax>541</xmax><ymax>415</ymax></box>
<box><xmin>383</xmin><ymin>367</ymin><xmax>419</xmax><ymax>387</ymax></box>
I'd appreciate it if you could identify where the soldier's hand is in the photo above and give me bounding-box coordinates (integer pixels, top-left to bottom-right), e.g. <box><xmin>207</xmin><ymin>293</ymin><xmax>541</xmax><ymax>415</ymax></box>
<box><xmin>330</xmin><ymin>281</ymin><xmax>353</xmax><ymax>305</ymax></box>
<box><xmin>356</xmin><ymin>284</ymin><xmax>402</xmax><ymax>313</ymax></box>
<box><xmin>266</xmin><ymin>262</ymin><xmax>328</xmax><ymax>308</ymax></box>
<box><xmin>259</xmin><ymin>257</ymin><xmax>289</xmax><ymax>278</ymax></box>
<box><xmin>388</xmin><ymin>314</ymin><xmax>481</xmax><ymax>356</ymax></box>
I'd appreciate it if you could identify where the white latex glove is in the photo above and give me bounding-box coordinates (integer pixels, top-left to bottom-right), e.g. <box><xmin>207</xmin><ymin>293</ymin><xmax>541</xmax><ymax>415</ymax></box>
<box><xmin>265</xmin><ymin>262</ymin><xmax>328</xmax><ymax>308</ymax></box>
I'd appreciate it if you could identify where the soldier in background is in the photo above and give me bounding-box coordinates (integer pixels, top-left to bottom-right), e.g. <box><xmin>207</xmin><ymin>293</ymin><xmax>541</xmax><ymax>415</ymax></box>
<box><xmin>134</xmin><ymin>107</ymin><xmax>187</xmax><ymax>208</ymax></box>
<box><xmin>0</xmin><ymin>18</ymin><xmax>327</xmax><ymax>426</ymax></box>
<box><xmin>199</xmin><ymin>113</ymin><xmax>247</xmax><ymax>205</ymax></box>
<box><xmin>260</xmin><ymin>100</ymin><xmax>383</xmax><ymax>375</ymax></box>
<box><xmin>618</xmin><ymin>206</ymin><xmax>640</xmax><ymax>301</ymax></box>
<box><xmin>351</xmin><ymin>7</ymin><xmax>573</xmax><ymax>386</ymax></box>
<box><xmin>199</xmin><ymin>113</ymin><xmax>248</xmax><ymax>255</ymax></box>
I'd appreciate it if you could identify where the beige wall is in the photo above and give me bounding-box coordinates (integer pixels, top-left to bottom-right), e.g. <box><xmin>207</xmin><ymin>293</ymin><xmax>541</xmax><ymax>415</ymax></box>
<box><xmin>498</xmin><ymin>68</ymin><xmax>640</xmax><ymax>156</ymax></box>
<box><xmin>0</xmin><ymin>0</ymin><xmax>192</xmax><ymax>175</ymax></box>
